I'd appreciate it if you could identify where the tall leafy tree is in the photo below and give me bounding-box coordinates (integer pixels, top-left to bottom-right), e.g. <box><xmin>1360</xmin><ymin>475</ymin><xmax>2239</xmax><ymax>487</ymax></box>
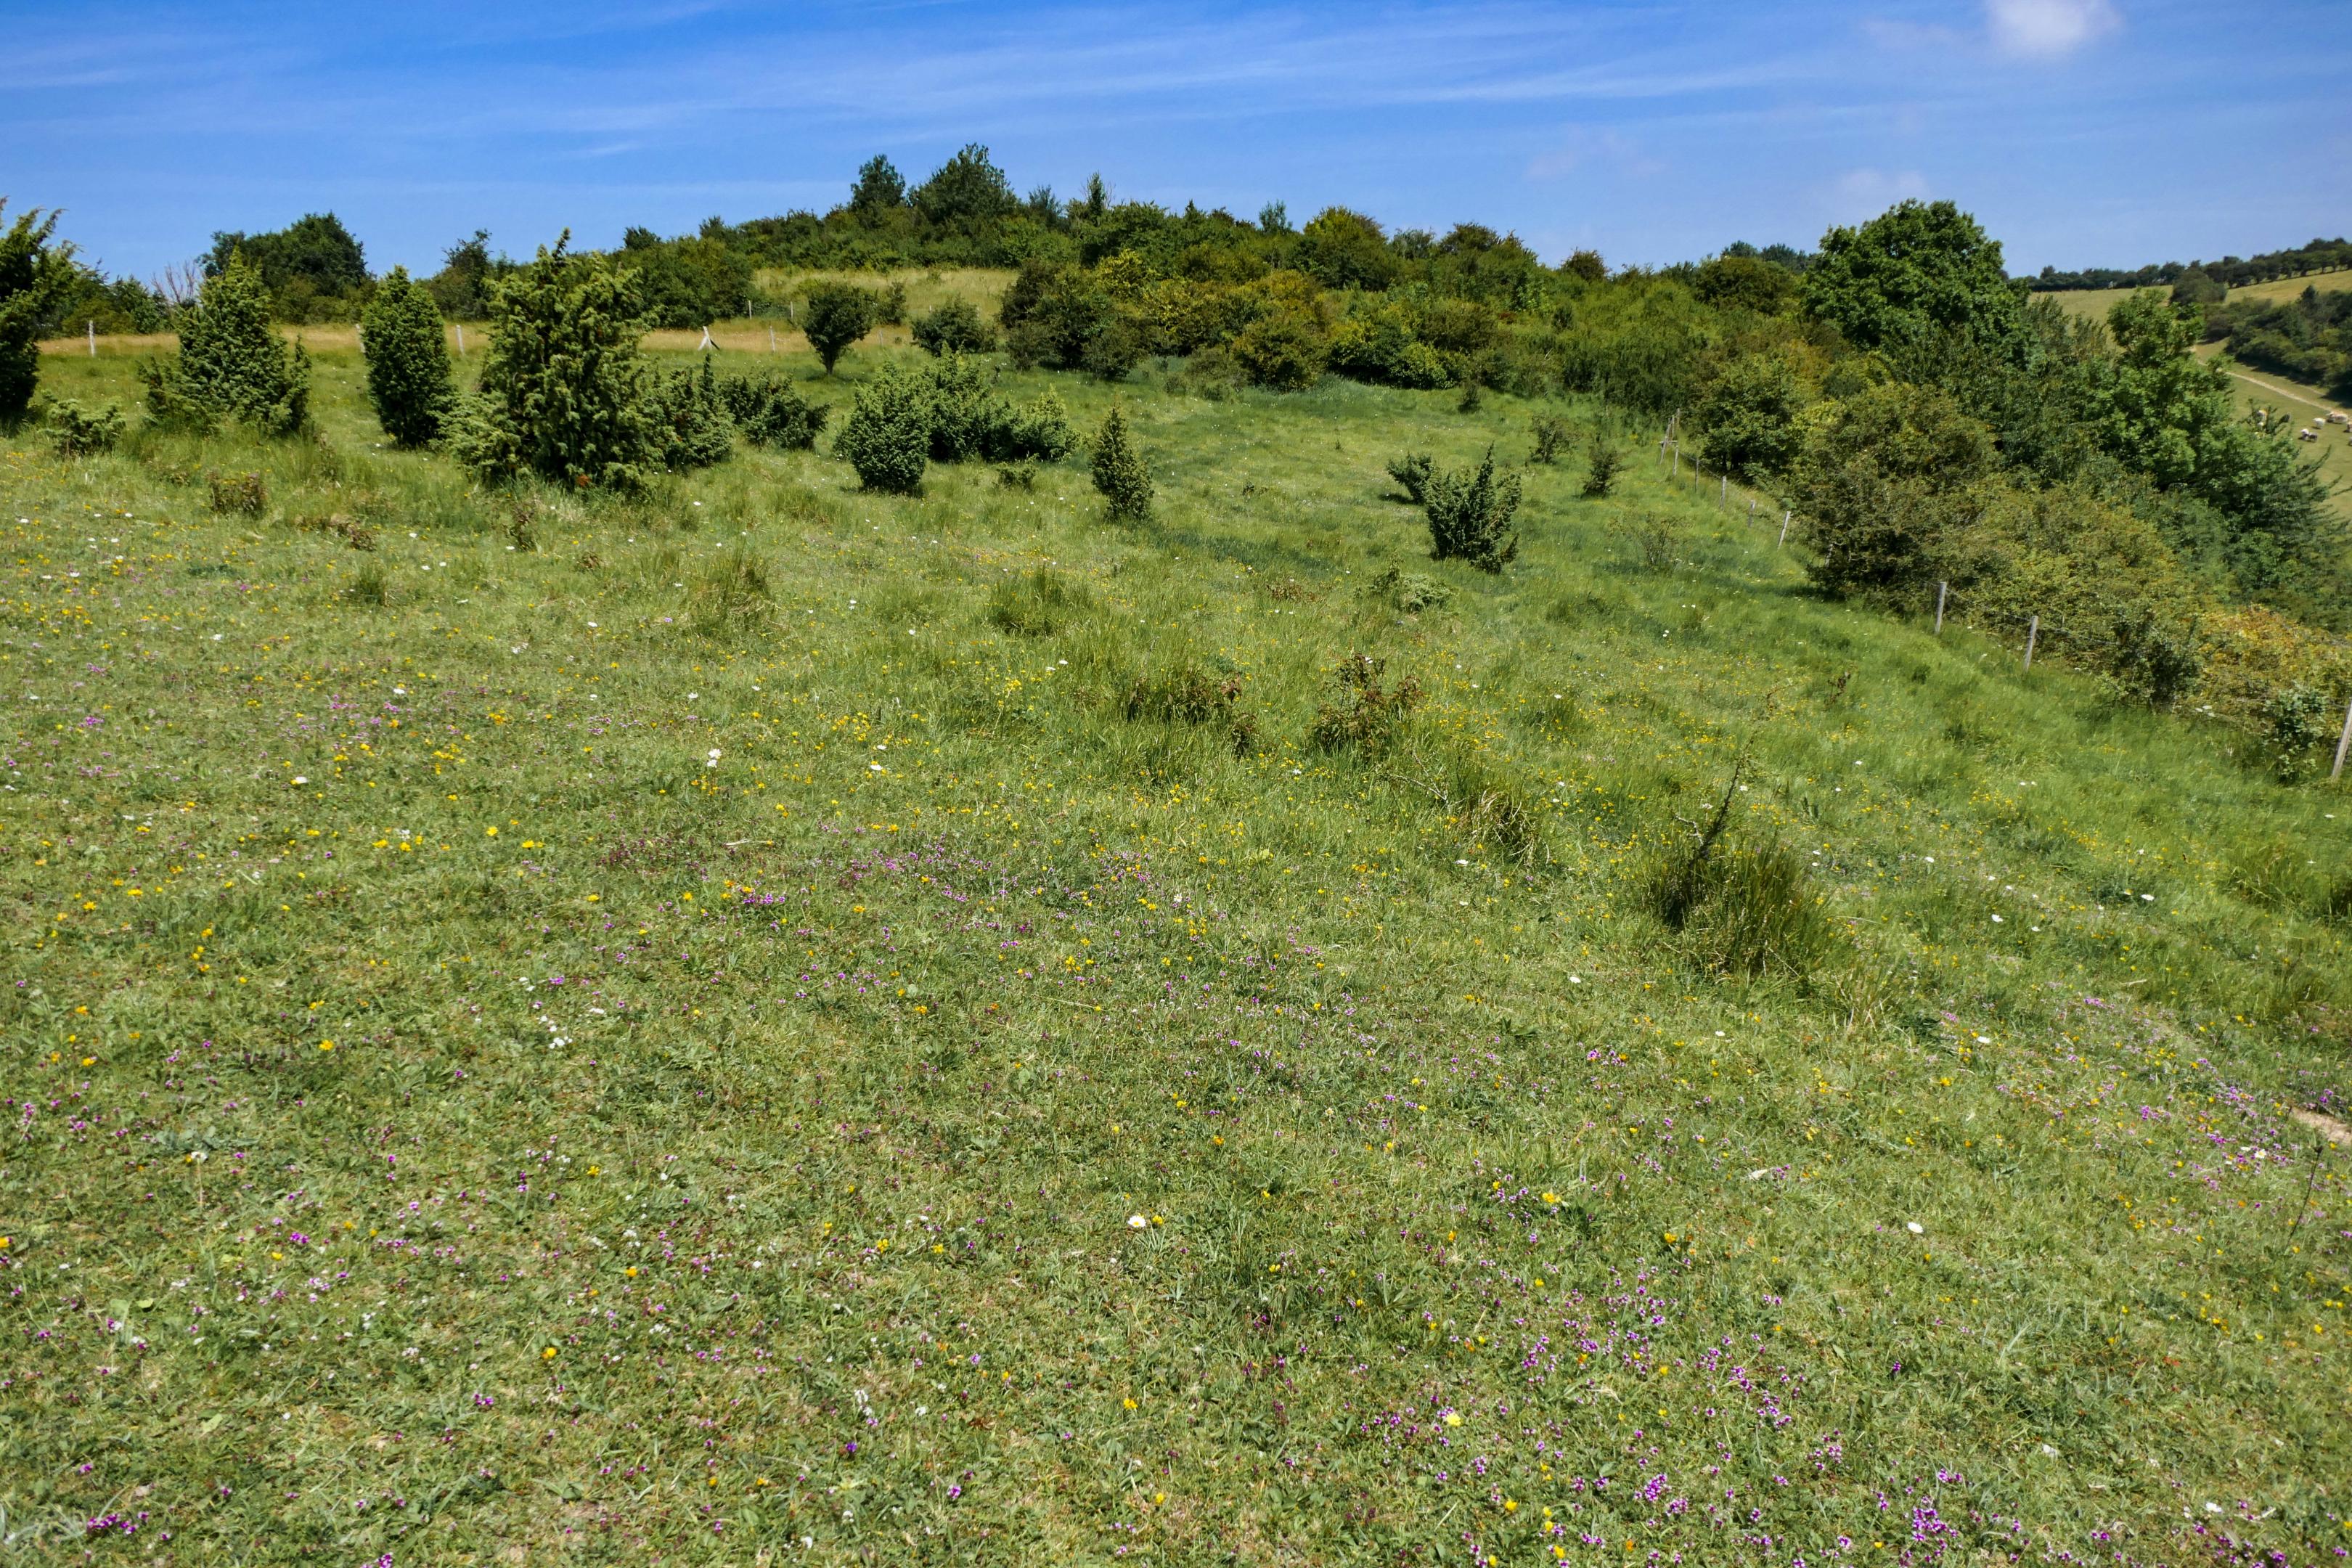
<box><xmin>1298</xmin><ymin>208</ymin><xmax>1397</xmax><ymax>291</ymax></box>
<box><xmin>848</xmin><ymin>155</ymin><xmax>907</xmax><ymax>220</ymax></box>
<box><xmin>359</xmin><ymin>266</ymin><xmax>456</xmax><ymax>446</ymax></box>
<box><xmin>0</xmin><ymin>201</ymin><xmax>75</xmax><ymax>423</ymax></box>
<box><xmin>801</xmin><ymin>283</ymin><xmax>878</xmax><ymax>375</ymax></box>
<box><xmin>450</xmin><ymin>234</ymin><xmax>656</xmax><ymax>489</ymax></box>
<box><xmin>143</xmin><ymin>251</ymin><xmax>311</xmax><ymax>434</ymax></box>
<box><xmin>1804</xmin><ymin>200</ymin><xmax>2030</xmax><ymax>367</ymax></box>
<box><xmin>912</xmin><ymin>144</ymin><xmax>1018</xmax><ymax>230</ymax></box>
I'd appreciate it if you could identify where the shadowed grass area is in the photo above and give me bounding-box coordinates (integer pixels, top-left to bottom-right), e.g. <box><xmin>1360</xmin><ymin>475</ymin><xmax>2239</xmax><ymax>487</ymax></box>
<box><xmin>1</xmin><ymin>340</ymin><xmax>2348</xmax><ymax>1565</ymax></box>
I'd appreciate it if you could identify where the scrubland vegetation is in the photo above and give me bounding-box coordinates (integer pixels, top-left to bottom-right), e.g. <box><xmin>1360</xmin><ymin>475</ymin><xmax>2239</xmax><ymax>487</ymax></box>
<box><xmin>2</xmin><ymin>158</ymin><xmax>2350</xmax><ymax>1564</ymax></box>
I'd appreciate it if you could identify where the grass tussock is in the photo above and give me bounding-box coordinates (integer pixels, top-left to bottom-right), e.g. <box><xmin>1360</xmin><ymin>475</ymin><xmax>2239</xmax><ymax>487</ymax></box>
<box><xmin>987</xmin><ymin>568</ymin><xmax>1089</xmax><ymax>637</ymax></box>
<box><xmin>1641</xmin><ymin>767</ymin><xmax>1843</xmax><ymax>981</ymax></box>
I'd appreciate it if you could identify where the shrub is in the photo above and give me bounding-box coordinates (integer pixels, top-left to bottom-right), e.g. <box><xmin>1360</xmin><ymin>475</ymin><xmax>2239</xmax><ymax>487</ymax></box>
<box><xmin>801</xmin><ymin>283</ymin><xmax>878</xmax><ymax>374</ymax></box>
<box><xmin>1440</xmin><ymin>748</ymin><xmax>1544</xmax><ymax>867</ymax></box>
<box><xmin>449</xmin><ymin>235</ymin><xmax>657</xmax><ymax>490</ymax></box>
<box><xmin>718</xmin><ymin>372</ymin><xmax>830</xmax><ymax>449</ymax></box>
<box><xmin>925</xmin><ymin>354</ymin><xmax>1074</xmax><ymax>463</ymax></box>
<box><xmin>1328</xmin><ymin>304</ymin><xmax>1451</xmax><ymax>388</ymax></box>
<box><xmin>1385</xmin><ymin>453</ymin><xmax>1433</xmax><ymax>505</ymax></box>
<box><xmin>1790</xmin><ymin>380</ymin><xmax>1996</xmax><ymax>603</ymax></box>
<box><xmin>1628</xmin><ymin>516</ymin><xmax>1681</xmax><ymax>572</ymax></box>
<box><xmin>1090</xmin><ymin>404</ymin><xmax>1152</xmax><ymax>518</ymax></box>
<box><xmin>144</xmin><ymin>253</ymin><xmax>311</xmax><ymax>435</ymax></box>
<box><xmin>1581</xmin><ymin>432</ymin><xmax>1625</xmax><ymax>496</ymax></box>
<box><xmin>988</xmin><ymin>569</ymin><xmax>1088</xmax><ymax>637</ymax></box>
<box><xmin>208</xmin><ymin>470</ymin><xmax>269</xmax><ymax>515</ymax></box>
<box><xmin>1</xmin><ymin>202</ymin><xmax>74</xmax><ymax>425</ymax></box>
<box><xmin>1696</xmin><ymin>348</ymin><xmax>1811</xmax><ymax>481</ymax></box>
<box><xmin>835</xmin><ymin>365</ymin><xmax>931</xmax><ymax>494</ymax></box>
<box><xmin>1230</xmin><ymin>310</ymin><xmax>1327</xmax><ymax>391</ymax></box>
<box><xmin>1640</xmin><ymin>769</ymin><xmax>1838</xmax><ymax>980</ymax></box>
<box><xmin>1123</xmin><ymin>661</ymin><xmax>1256</xmax><ymax>756</ymax></box>
<box><xmin>1080</xmin><ymin>316</ymin><xmax>1148</xmax><ymax>382</ymax></box>
<box><xmin>1530</xmin><ymin>415</ymin><xmax>1569</xmax><ymax>465</ymax></box>
<box><xmin>912</xmin><ymin>298</ymin><xmax>997</xmax><ymax>356</ymax></box>
<box><xmin>1310</xmin><ymin>653</ymin><xmax>1424</xmax><ymax>754</ymax></box>
<box><xmin>359</xmin><ymin>266</ymin><xmax>456</xmax><ymax>446</ymax></box>
<box><xmin>2100</xmin><ymin>610</ymin><xmax>2202</xmax><ymax>709</ymax></box>
<box><xmin>1424</xmin><ymin>447</ymin><xmax>1522</xmax><ymax>572</ymax></box>
<box><xmin>2263</xmin><ymin>683</ymin><xmax>2335</xmax><ymax>780</ymax></box>
<box><xmin>44</xmin><ymin>399</ymin><xmax>124</xmax><ymax>457</ymax></box>
<box><xmin>1365</xmin><ymin>567</ymin><xmax>1452</xmax><ymax>615</ymax></box>
<box><xmin>648</xmin><ymin>354</ymin><xmax>735</xmax><ymax>472</ymax></box>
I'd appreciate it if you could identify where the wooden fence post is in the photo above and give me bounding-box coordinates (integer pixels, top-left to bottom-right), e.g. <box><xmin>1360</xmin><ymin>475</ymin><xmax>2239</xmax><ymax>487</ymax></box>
<box><xmin>2332</xmin><ymin>697</ymin><xmax>2352</xmax><ymax>781</ymax></box>
<box><xmin>1778</xmin><ymin>510</ymin><xmax>1792</xmax><ymax>546</ymax></box>
<box><xmin>1719</xmin><ymin>473</ymin><xmax>1728</xmax><ymax>509</ymax></box>
<box><xmin>87</xmin><ymin>321</ymin><xmax>96</xmax><ymax>357</ymax></box>
<box><xmin>455</xmin><ymin>325</ymin><xmax>465</xmax><ymax>356</ymax></box>
<box><xmin>2022</xmin><ymin>614</ymin><xmax>2039</xmax><ymax>673</ymax></box>
<box><xmin>769</xmin><ymin>325</ymin><xmax>777</xmax><ymax>353</ymax></box>
<box><xmin>1935</xmin><ymin>581</ymin><xmax>1948</xmax><ymax>635</ymax></box>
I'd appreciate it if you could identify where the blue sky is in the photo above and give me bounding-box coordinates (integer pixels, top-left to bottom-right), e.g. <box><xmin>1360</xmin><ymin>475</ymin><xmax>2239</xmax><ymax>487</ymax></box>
<box><xmin>5</xmin><ymin>0</ymin><xmax>2347</xmax><ymax>282</ymax></box>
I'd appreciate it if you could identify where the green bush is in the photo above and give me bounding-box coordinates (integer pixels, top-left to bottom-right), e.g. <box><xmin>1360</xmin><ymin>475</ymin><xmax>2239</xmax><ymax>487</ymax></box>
<box><xmin>44</xmin><ymin>399</ymin><xmax>124</xmax><ymax>457</ymax></box>
<box><xmin>1310</xmin><ymin>652</ymin><xmax>1424</xmax><ymax>753</ymax></box>
<box><xmin>208</xmin><ymin>470</ymin><xmax>269</xmax><ymax>515</ymax></box>
<box><xmin>1424</xmin><ymin>448</ymin><xmax>1522</xmax><ymax>572</ymax></box>
<box><xmin>1385</xmin><ymin>453</ymin><xmax>1432</xmax><ymax>504</ymax></box>
<box><xmin>448</xmin><ymin>235</ymin><xmax>656</xmax><ymax>490</ymax></box>
<box><xmin>835</xmin><ymin>366</ymin><xmax>931</xmax><ymax>493</ymax></box>
<box><xmin>143</xmin><ymin>253</ymin><xmax>311</xmax><ymax>436</ymax></box>
<box><xmin>2262</xmin><ymin>683</ymin><xmax>2336</xmax><ymax>780</ymax></box>
<box><xmin>359</xmin><ymin>266</ymin><xmax>456</xmax><ymax>446</ymax></box>
<box><xmin>1696</xmin><ymin>348</ymin><xmax>1811</xmax><ymax>481</ymax></box>
<box><xmin>924</xmin><ymin>354</ymin><xmax>1074</xmax><ymax>464</ymax></box>
<box><xmin>1122</xmin><ymin>661</ymin><xmax>1257</xmax><ymax>756</ymax></box>
<box><xmin>1328</xmin><ymin>303</ymin><xmax>1451</xmax><ymax>389</ymax></box>
<box><xmin>2101</xmin><ymin>610</ymin><xmax>2203</xmax><ymax>709</ymax></box>
<box><xmin>1529</xmin><ymin>415</ymin><xmax>1569</xmax><ymax>465</ymax></box>
<box><xmin>1581</xmin><ymin>433</ymin><xmax>1625</xmax><ymax>497</ymax></box>
<box><xmin>988</xmin><ymin>569</ymin><xmax>1089</xmax><ymax>637</ymax></box>
<box><xmin>1365</xmin><ymin>567</ymin><xmax>1452</xmax><ymax>615</ymax></box>
<box><xmin>912</xmin><ymin>298</ymin><xmax>997</xmax><ymax>356</ymax></box>
<box><xmin>801</xmin><ymin>283</ymin><xmax>878</xmax><ymax>374</ymax></box>
<box><xmin>648</xmin><ymin>354</ymin><xmax>735</xmax><ymax>472</ymax></box>
<box><xmin>1</xmin><ymin>203</ymin><xmax>74</xmax><ymax>425</ymax></box>
<box><xmin>718</xmin><ymin>372</ymin><xmax>830</xmax><ymax>449</ymax></box>
<box><xmin>1090</xmin><ymin>404</ymin><xmax>1152</xmax><ymax>518</ymax></box>
<box><xmin>1791</xmin><ymin>380</ymin><xmax>1995</xmax><ymax>603</ymax></box>
<box><xmin>1230</xmin><ymin>310</ymin><xmax>1327</xmax><ymax>391</ymax></box>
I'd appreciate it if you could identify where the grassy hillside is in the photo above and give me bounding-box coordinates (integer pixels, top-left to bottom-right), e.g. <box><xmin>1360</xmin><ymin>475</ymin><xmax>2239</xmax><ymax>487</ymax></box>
<box><xmin>2041</xmin><ymin>269</ymin><xmax>2352</xmax><ymax>324</ymax></box>
<box><xmin>4</xmin><ymin>340</ymin><xmax>2350</xmax><ymax>1566</ymax></box>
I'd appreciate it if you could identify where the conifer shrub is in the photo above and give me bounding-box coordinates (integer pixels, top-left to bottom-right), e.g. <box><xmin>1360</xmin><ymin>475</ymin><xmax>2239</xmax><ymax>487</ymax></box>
<box><xmin>450</xmin><ymin>236</ymin><xmax>658</xmax><ymax>489</ymax></box>
<box><xmin>717</xmin><ymin>372</ymin><xmax>830</xmax><ymax>449</ymax></box>
<box><xmin>44</xmin><ymin>399</ymin><xmax>124</xmax><ymax>457</ymax></box>
<box><xmin>924</xmin><ymin>354</ymin><xmax>1074</xmax><ymax>463</ymax></box>
<box><xmin>1581</xmin><ymin>433</ymin><xmax>1625</xmax><ymax>497</ymax></box>
<box><xmin>1385</xmin><ymin>453</ymin><xmax>1432</xmax><ymax>504</ymax></box>
<box><xmin>801</xmin><ymin>283</ymin><xmax>878</xmax><ymax>375</ymax></box>
<box><xmin>1530</xmin><ymin>415</ymin><xmax>1569</xmax><ymax>465</ymax></box>
<box><xmin>835</xmin><ymin>366</ymin><xmax>931</xmax><ymax>494</ymax></box>
<box><xmin>1310</xmin><ymin>653</ymin><xmax>1424</xmax><ymax>754</ymax></box>
<box><xmin>912</xmin><ymin>298</ymin><xmax>997</xmax><ymax>356</ymax></box>
<box><xmin>1090</xmin><ymin>404</ymin><xmax>1152</xmax><ymax>518</ymax></box>
<box><xmin>143</xmin><ymin>253</ymin><xmax>311</xmax><ymax>435</ymax></box>
<box><xmin>359</xmin><ymin>266</ymin><xmax>456</xmax><ymax>446</ymax></box>
<box><xmin>649</xmin><ymin>354</ymin><xmax>735</xmax><ymax>471</ymax></box>
<box><xmin>1424</xmin><ymin>448</ymin><xmax>1521</xmax><ymax>572</ymax></box>
<box><xmin>1</xmin><ymin>202</ymin><xmax>73</xmax><ymax>425</ymax></box>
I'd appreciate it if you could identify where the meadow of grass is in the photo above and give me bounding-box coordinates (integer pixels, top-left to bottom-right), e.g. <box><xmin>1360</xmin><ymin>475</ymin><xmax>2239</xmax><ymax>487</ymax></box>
<box><xmin>4</xmin><ymin>336</ymin><xmax>2350</xmax><ymax>1565</ymax></box>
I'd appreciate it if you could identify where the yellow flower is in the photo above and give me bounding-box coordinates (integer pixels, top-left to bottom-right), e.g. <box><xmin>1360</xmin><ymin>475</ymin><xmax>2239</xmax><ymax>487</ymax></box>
<box><xmin>1444</xmin><ymin>1412</ymin><xmax>1462</xmax><ymax>1427</ymax></box>
<box><xmin>542</xmin><ymin>1347</ymin><xmax>558</xmax><ymax>1360</ymax></box>
<box><xmin>485</xmin><ymin>827</ymin><xmax>497</xmax><ymax>836</ymax></box>
<box><xmin>319</xmin><ymin>1040</ymin><xmax>335</xmax><ymax>1051</ymax></box>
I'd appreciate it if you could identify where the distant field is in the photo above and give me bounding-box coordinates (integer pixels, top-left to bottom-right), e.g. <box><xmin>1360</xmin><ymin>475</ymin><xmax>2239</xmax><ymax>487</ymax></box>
<box><xmin>2038</xmin><ymin>266</ymin><xmax>2352</xmax><ymax>323</ymax></box>
<box><xmin>751</xmin><ymin>264</ymin><xmax>1014</xmax><ymax>323</ymax></box>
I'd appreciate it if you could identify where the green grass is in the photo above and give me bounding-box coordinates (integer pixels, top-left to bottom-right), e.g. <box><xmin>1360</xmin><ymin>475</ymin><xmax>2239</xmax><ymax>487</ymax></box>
<box><xmin>4</xmin><ymin>342</ymin><xmax>2351</xmax><ymax>1565</ymax></box>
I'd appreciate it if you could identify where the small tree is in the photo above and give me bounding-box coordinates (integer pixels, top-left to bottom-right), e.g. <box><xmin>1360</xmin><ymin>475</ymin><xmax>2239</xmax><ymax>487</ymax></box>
<box><xmin>649</xmin><ymin>354</ymin><xmax>735</xmax><ymax>472</ymax></box>
<box><xmin>449</xmin><ymin>234</ymin><xmax>656</xmax><ymax>489</ymax></box>
<box><xmin>1424</xmin><ymin>447</ymin><xmax>1522</xmax><ymax>571</ymax></box>
<box><xmin>834</xmin><ymin>365</ymin><xmax>931</xmax><ymax>493</ymax></box>
<box><xmin>142</xmin><ymin>251</ymin><xmax>311</xmax><ymax>434</ymax></box>
<box><xmin>801</xmin><ymin>283</ymin><xmax>878</xmax><ymax>374</ymax></box>
<box><xmin>912</xmin><ymin>298</ymin><xmax>997</xmax><ymax>356</ymax></box>
<box><xmin>359</xmin><ymin>265</ymin><xmax>456</xmax><ymax>446</ymax></box>
<box><xmin>1091</xmin><ymin>404</ymin><xmax>1152</xmax><ymax>518</ymax></box>
<box><xmin>719</xmin><ymin>372</ymin><xmax>830</xmax><ymax>449</ymax></box>
<box><xmin>1580</xmin><ymin>433</ymin><xmax>1625</xmax><ymax>497</ymax></box>
<box><xmin>1529</xmin><ymin>415</ymin><xmax>1569</xmax><ymax>464</ymax></box>
<box><xmin>1</xmin><ymin>202</ymin><xmax>76</xmax><ymax>425</ymax></box>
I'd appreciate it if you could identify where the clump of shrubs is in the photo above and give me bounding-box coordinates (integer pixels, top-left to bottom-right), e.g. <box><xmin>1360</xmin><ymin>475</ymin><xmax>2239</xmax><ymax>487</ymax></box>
<box><xmin>926</xmin><ymin>354</ymin><xmax>1073</xmax><ymax>463</ymax></box>
<box><xmin>1310</xmin><ymin>652</ymin><xmax>1424</xmax><ymax>755</ymax></box>
<box><xmin>801</xmin><ymin>282</ymin><xmax>880</xmax><ymax>375</ymax></box>
<box><xmin>912</xmin><ymin>298</ymin><xmax>997</xmax><ymax>356</ymax></box>
<box><xmin>44</xmin><ymin>399</ymin><xmax>124</xmax><ymax>457</ymax></box>
<box><xmin>1424</xmin><ymin>448</ymin><xmax>1522</xmax><ymax>572</ymax></box>
<box><xmin>1581</xmin><ymin>433</ymin><xmax>1625</xmax><ymax>497</ymax></box>
<box><xmin>1123</xmin><ymin>661</ymin><xmax>1257</xmax><ymax>756</ymax></box>
<box><xmin>1530</xmin><ymin>415</ymin><xmax>1569</xmax><ymax>465</ymax></box>
<box><xmin>1091</xmin><ymin>404</ymin><xmax>1152</xmax><ymax>518</ymax></box>
<box><xmin>719</xmin><ymin>372</ymin><xmax>830</xmax><ymax>449</ymax></box>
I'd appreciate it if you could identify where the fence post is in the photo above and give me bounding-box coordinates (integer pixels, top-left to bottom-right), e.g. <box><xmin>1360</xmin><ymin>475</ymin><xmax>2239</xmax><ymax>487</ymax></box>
<box><xmin>1778</xmin><ymin>510</ymin><xmax>1792</xmax><ymax>546</ymax></box>
<box><xmin>769</xmin><ymin>325</ymin><xmax>777</xmax><ymax>353</ymax></box>
<box><xmin>2333</xmin><ymin>697</ymin><xmax>2352</xmax><ymax>781</ymax></box>
<box><xmin>1719</xmin><ymin>473</ymin><xmax>1728</xmax><ymax>509</ymax></box>
<box><xmin>1935</xmin><ymin>581</ymin><xmax>1948</xmax><ymax>635</ymax></box>
<box><xmin>87</xmin><ymin>320</ymin><xmax>96</xmax><ymax>357</ymax></box>
<box><xmin>2022</xmin><ymin>613</ymin><xmax>2039</xmax><ymax>673</ymax></box>
<box><xmin>455</xmin><ymin>324</ymin><xmax>465</xmax><ymax>356</ymax></box>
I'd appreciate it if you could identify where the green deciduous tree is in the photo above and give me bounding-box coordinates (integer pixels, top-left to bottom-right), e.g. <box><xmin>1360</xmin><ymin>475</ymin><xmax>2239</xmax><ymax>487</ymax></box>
<box><xmin>801</xmin><ymin>283</ymin><xmax>878</xmax><ymax>374</ymax></box>
<box><xmin>1696</xmin><ymin>348</ymin><xmax>1813</xmax><ymax>481</ymax></box>
<box><xmin>1298</xmin><ymin>208</ymin><xmax>1397</xmax><ymax>292</ymax></box>
<box><xmin>143</xmin><ymin>251</ymin><xmax>311</xmax><ymax>435</ymax></box>
<box><xmin>449</xmin><ymin>234</ymin><xmax>656</xmax><ymax>489</ymax></box>
<box><xmin>1804</xmin><ymin>200</ymin><xmax>2030</xmax><ymax>367</ymax></box>
<box><xmin>1791</xmin><ymin>379</ymin><xmax>1996</xmax><ymax>603</ymax></box>
<box><xmin>359</xmin><ymin>265</ymin><xmax>456</xmax><ymax>446</ymax></box>
<box><xmin>0</xmin><ymin>201</ymin><xmax>75</xmax><ymax>424</ymax></box>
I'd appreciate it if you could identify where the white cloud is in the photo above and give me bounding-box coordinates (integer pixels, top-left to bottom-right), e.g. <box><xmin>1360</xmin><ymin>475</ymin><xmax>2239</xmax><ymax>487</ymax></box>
<box><xmin>1985</xmin><ymin>0</ymin><xmax>2122</xmax><ymax>60</ymax></box>
<box><xmin>1829</xmin><ymin>167</ymin><xmax>1931</xmax><ymax>219</ymax></box>
<box><xmin>1527</xmin><ymin>128</ymin><xmax>1666</xmax><ymax>183</ymax></box>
